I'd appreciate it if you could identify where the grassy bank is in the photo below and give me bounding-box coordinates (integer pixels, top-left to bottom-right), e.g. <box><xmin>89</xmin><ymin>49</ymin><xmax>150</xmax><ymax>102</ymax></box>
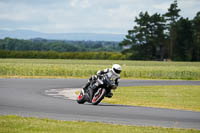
<box><xmin>103</xmin><ymin>85</ymin><xmax>200</xmax><ymax>112</ymax></box>
<box><xmin>0</xmin><ymin>59</ymin><xmax>200</xmax><ymax>80</ymax></box>
<box><xmin>0</xmin><ymin>115</ymin><xmax>199</xmax><ymax>133</ymax></box>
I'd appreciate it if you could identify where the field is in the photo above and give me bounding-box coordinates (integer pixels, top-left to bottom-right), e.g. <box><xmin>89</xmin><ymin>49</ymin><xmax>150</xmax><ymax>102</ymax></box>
<box><xmin>0</xmin><ymin>59</ymin><xmax>200</xmax><ymax>80</ymax></box>
<box><xmin>0</xmin><ymin>115</ymin><xmax>199</xmax><ymax>133</ymax></box>
<box><xmin>103</xmin><ymin>85</ymin><xmax>200</xmax><ymax>112</ymax></box>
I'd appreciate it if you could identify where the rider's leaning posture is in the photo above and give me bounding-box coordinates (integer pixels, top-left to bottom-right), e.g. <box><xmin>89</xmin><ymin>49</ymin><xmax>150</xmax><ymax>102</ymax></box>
<box><xmin>83</xmin><ymin>64</ymin><xmax>122</xmax><ymax>99</ymax></box>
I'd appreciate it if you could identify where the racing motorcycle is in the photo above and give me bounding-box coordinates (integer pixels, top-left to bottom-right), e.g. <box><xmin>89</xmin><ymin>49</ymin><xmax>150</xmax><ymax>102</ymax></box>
<box><xmin>77</xmin><ymin>74</ymin><xmax>117</xmax><ymax>105</ymax></box>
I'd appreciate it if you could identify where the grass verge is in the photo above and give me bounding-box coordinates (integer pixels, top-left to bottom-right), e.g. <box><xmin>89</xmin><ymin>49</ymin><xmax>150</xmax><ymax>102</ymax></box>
<box><xmin>103</xmin><ymin>85</ymin><xmax>200</xmax><ymax>112</ymax></box>
<box><xmin>0</xmin><ymin>115</ymin><xmax>199</xmax><ymax>133</ymax></box>
<box><xmin>0</xmin><ymin>59</ymin><xmax>200</xmax><ymax>80</ymax></box>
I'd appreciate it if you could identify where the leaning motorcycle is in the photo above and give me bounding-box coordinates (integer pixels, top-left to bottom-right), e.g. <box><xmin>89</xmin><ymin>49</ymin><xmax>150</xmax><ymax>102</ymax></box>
<box><xmin>77</xmin><ymin>74</ymin><xmax>116</xmax><ymax>105</ymax></box>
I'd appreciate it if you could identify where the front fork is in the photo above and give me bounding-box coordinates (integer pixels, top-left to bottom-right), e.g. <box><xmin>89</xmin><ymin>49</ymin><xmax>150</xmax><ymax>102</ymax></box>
<box><xmin>89</xmin><ymin>85</ymin><xmax>99</xmax><ymax>102</ymax></box>
<box><xmin>88</xmin><ymin>78</ymin><xmax>104</xmax><ymax>102</ymax></box>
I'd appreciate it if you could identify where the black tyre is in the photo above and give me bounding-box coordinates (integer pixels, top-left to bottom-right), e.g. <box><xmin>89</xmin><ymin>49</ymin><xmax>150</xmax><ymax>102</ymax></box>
<box><xmin>77</xmin><ymin>90</ymin><xmax>86</xmax><ymax>104</ymax></box>
<box><xmin>92</xmin><ymin>88</ymin><xmax>106</xmax><ymax>105</ymax></box>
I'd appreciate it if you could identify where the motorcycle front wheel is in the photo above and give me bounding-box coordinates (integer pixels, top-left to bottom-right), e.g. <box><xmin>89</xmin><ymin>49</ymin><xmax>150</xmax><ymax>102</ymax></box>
<box><xmin>92</xmin><ymin>88</ymin><xmax>106</xmax><ymax>105</ymax></box>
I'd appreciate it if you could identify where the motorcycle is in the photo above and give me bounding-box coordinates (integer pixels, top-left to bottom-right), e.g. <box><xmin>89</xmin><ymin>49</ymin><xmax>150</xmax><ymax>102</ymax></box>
<box><xmin>77</xmin><ymin>74</ymin><xmax>117</xmax><ymax>105</ymax></box>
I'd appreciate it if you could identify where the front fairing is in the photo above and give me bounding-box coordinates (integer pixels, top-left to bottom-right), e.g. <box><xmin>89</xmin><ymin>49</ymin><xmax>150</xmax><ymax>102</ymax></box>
<box><xmin>103</xmin><ymin>75</ymin><xmax>115</xmax><ymax>89</ymax></box>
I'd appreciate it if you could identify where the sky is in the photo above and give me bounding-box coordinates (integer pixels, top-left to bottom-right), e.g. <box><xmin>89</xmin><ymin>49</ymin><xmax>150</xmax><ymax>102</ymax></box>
<box><xmin>0</xmin><ymin>0</ymin><xmax>199</xmax><ymax>34</ymax></box>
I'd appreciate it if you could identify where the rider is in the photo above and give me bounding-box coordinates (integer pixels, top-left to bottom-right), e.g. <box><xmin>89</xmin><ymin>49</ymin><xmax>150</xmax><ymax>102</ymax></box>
<box><xmin>83</xmin><ymin>64</ymin><xmax>122</xmax><ymax>98</ymax></box>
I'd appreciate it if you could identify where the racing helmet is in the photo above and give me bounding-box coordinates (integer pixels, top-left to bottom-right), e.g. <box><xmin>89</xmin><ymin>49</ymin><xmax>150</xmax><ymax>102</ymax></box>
<box><xmin>112</xmin><ymin>64</ymin><xmax>122</xmax><ymax>75</ymax></box>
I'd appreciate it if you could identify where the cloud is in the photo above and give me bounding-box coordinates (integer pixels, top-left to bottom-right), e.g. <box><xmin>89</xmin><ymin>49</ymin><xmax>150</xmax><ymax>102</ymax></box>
<box><xmin>70</xmin><ymin>0</ymin><xmax>91</xmax><ymax>8</ymax></box>
<box><xmin>153</xmin><ymin>1</ymin><xmax>172</xmax><ymax>12</ymax></box>
<box><xmin>0</xmin><ymin>0</ymin><xmax>199</xmax><ymax>34</ymax></box>
<box><xmin>179</xmin><ymin>0</ymin><xmax>200</xmax><ymax>19</ymax></box>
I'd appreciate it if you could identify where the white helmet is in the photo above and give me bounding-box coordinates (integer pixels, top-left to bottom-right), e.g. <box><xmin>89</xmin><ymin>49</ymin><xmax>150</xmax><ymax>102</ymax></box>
<box><xmin>112</xmin><ymin>64</ymin><xmax>122</xmax><ymax>75</ymax></box>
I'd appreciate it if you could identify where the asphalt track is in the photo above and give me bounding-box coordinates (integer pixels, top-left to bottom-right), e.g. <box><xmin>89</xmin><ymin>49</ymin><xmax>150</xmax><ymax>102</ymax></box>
<box><xmin>0</xmin><ymin>79</ymin><xmax>200</xmax><ymax>129</ymax></box>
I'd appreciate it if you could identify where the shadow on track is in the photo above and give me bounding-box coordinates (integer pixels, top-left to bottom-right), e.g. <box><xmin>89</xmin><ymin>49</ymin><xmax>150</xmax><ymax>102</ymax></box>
<box><xmin>93</xmin><ymin>103</ymin><xmax>133</xmax><ymax>108</ymax></box>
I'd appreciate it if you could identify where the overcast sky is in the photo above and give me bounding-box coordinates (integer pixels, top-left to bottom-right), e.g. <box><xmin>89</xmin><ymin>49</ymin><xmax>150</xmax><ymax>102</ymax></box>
<box><xmin>0</xmin><ymin>0</ymin><xmax>199</xmax><ymax>34</ymax></box>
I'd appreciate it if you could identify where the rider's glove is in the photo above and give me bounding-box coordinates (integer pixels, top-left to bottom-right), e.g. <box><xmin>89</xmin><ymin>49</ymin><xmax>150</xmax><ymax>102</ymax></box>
<box><xmin>97</xmin><ymin>74</ymin><xmax>103</xmax><ymax>79</ymax></box>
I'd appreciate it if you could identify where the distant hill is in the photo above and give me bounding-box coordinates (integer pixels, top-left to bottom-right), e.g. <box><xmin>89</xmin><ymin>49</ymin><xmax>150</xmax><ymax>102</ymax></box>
<box><xmin>0</xmin><ymin>30</ymin><xmax>125</xmax><ymax>41</ymax></box>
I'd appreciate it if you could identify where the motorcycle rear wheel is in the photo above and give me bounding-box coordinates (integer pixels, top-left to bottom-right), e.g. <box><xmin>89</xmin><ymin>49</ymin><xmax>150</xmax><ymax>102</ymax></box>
<box><xmin>77</xmin><ymin>90</ymin><xmax>86</xmax><ymax>104</ymax></box>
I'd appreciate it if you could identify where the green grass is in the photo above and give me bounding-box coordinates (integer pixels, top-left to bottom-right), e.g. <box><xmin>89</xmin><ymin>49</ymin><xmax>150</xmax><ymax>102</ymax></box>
<box><xmin>0</xmin><ymin>115</ymin><xmax>199</xmax><ymax>133</ymax></box>
<box><xmin>0</xmin><ymin>59</ymin><xmax>200</xmax><ymax>80</ymax></box>
<box><xmin>103</xmin><ymin>85</ymin><xmax>200</xmax><ymax>112</ymax></box>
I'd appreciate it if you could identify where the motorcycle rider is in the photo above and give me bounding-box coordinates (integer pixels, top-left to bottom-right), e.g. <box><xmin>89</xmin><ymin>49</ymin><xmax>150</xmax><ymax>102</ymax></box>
<box><xmin>82</xmin><ymin>64</ymin><xmax>122</xmax><ymax>98</ymax></box>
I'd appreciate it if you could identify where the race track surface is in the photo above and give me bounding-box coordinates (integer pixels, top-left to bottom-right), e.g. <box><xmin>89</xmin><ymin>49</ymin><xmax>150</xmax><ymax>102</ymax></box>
<box><xmin>0</xmin><ymin>79</ymin><xmax>200</xmax><ymax>129</ymax></box>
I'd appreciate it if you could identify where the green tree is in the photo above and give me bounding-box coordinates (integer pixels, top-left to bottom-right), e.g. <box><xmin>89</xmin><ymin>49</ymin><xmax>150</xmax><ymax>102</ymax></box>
<box><xmin>173</xmin><ymin>18</ymin><xmax>193</xmax><ymax>61</ymax></box>
<box><xmin>192</xmin><ymin>12</ymin><xmax>200</xmax><ymax>61</ymax></box>
<box><xmin>150</xmin><ymin>13</ymin><xmax>167</xmax><ymax>60</ymax></box>
<box><xmin>164</xmin><ymin>0</ymin><xmax>181</xmax><ymax>60</ymax></box>
<box><xmin>120</xmin><ymin>12</ymin><xmax>166</xmax><ymax>60</ymax></box>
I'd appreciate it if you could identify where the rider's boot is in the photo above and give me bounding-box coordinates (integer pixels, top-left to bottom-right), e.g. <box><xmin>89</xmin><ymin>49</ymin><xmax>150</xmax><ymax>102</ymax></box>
<box><xmin>105</xmin><ymin>92</ymin><xmax>113</xmax><ymax>98</ymax></box>
<box><xmin>105</xmin><ymin>91</ymin><xmax>113</xmax><ymax>98</ymax></box>
<box><xmin>83</xmin><ymin>75</ymin><xmax>96</xmax><ymax>93</ymax></box>
<box><xmin>82</xmin><ymin>82</ymin><xmax>90</xmax><ymax>93</ymax></box>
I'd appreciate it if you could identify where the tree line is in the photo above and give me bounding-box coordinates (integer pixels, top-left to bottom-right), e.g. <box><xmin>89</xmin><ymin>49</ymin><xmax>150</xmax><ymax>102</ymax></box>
<box><xmin>120</xmin><ymin>0</ymin><xmax>200</xmax><ymax>61</ymax></box>
<box><xmin>0</xmin><ymin>50</ymin><xmax>130</xmax><ymax>60</ymax></box>
<box><xmin>0</xmin><ymin>38</ymin><xmax>121</xmax><ymax>52</ymax></box>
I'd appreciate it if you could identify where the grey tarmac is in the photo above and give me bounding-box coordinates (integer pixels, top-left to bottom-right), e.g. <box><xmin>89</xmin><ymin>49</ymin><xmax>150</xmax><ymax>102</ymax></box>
<box><xmin>0</xmin><ymin>79</ymin><xmax>200</xmax><ymax>129</ymax></box>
